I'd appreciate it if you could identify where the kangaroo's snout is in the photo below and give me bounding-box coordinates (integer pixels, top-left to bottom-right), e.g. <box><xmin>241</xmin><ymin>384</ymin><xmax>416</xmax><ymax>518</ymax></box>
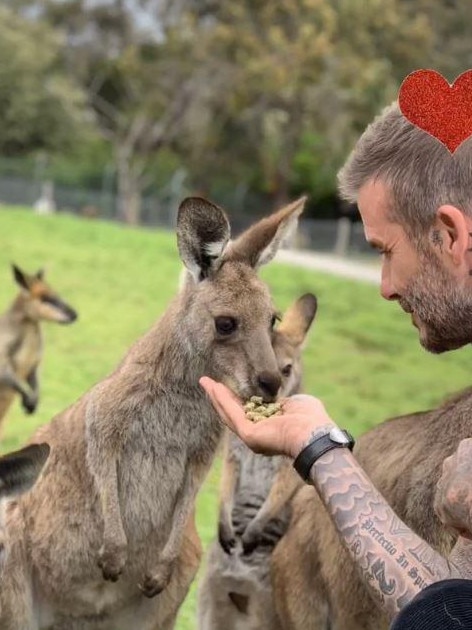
<box><xmin>256</xmin><ymin>371</ymin><xmax>281</xmax><ymax>401</ymax></box>
<box><xmin>41</xmin><ymin>296</ymin><xmax>78</xmax><ymax>324</ymax></box>
<box><xmin>60</xmin><ymin>304</ymin><xmax>78</xmax><ymax>324</ymax></box>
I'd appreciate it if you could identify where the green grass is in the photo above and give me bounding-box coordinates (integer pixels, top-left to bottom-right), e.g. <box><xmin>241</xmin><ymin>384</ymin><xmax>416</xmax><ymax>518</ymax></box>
<box><xmin>1</xmin><ymin>206</ymin><xmax>472</xmax><ymax>628</ymax></box>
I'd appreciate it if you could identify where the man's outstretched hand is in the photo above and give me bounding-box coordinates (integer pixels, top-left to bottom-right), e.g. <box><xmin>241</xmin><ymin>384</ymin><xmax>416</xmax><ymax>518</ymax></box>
<box><xmin>199</xmin><ymin>376</ymin><xmax>336</xmax><ymax>459</ymax></box>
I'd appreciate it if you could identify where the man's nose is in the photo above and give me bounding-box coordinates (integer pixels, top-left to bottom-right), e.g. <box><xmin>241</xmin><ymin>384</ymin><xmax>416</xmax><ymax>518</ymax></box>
<box><xmin>380</xmin><ymin>269</ymin><xmax>399</xmax><ymax>301</ymax></box>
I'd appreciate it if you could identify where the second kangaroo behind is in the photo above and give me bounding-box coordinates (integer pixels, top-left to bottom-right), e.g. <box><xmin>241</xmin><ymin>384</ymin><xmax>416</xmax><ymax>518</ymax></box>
<box><xmin>198</xmin><ymin>292</ymin><xmax>318</xmax><ymax>630</ymax></box>
<box><xmin>0</xmin><ymin>265</ymin><xmax>77</xmax><ymax>431</ymax></box>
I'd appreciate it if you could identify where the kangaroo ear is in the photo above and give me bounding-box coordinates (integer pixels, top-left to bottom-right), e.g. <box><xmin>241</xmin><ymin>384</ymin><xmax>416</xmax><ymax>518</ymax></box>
<box><xmin>226</xmin><ymin>196</ymin><xmax>307</xmax><ymax>269</ymax></box>
<box><xmin>11</xmin><ymin>264</ymin><xmax>30</xmax><ymax>291</ymax></box>
<box><xmin>278</xmin><ymin>293</ymin><xmax>318</xmax><ymax>346</ymax></box>
<box><xmin>0</xmin><ymin>443</ymin><xmax>50</xmax><ymax>499</ymax></box>
<box><xmin>36</xmin><ymin>269</ymin><xmax>45</xmax><ymax>281</ymax></box>
<box><xmin>176</xmin><ymin>197</ymin><xmax>231</xmax><ymax>282</ymax></box>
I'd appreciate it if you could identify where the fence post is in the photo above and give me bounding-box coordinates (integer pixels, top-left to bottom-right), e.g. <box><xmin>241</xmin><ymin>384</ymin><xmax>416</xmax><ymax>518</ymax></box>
<box><xmin>333</xmin><ymin>216</ymin><xmax>351</xmax><ymax>257</ymax></box>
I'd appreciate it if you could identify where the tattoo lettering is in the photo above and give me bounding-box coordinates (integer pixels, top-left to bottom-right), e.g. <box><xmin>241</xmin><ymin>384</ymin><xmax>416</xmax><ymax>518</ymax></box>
<box><xmin>407</xmin><ymin>565</ymin><xmax>428</xmax><ymax>590</ymax></box>
<box><xmin>309</xmin><ymin>449</ymin><xmax>454</xmax><ymax>619</ymax></box>
<box><xmin>362</xmin><ymin>518</ymin><xmax>397</xmax><ymax>555</ymax></box>
<box><xmin>396</xmin><ymin>553</ymin><xmax>409</xmax><ymax>569</ymax></box>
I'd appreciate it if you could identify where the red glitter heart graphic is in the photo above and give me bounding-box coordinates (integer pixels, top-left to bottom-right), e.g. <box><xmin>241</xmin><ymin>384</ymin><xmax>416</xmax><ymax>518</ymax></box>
<box><xmin>399</xmin><ymin>69</ymin><xmax>472</xmax><ymax>153</ymax></box>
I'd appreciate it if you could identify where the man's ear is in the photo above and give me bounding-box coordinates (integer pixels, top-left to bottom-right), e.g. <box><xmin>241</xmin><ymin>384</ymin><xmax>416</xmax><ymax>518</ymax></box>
<box><xmin>435</xmin><ymin>205</ymin><xmax>471</xmax><ymax>268</ymax></box>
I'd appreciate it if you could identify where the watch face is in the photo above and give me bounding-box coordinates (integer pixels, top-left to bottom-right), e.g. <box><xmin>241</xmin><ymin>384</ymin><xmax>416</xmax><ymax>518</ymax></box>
<box><xmin>329</xmin><ymin>427</ymin><xmax>350</xmax><ymax>445</ymax></box>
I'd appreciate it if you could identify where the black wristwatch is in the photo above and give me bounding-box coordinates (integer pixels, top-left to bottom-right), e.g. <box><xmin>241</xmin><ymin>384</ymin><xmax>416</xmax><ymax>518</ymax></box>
<box><xmin>293</xmin><ymin>427</ymin><xmax>355</xmax><ymax>482</ymax></box>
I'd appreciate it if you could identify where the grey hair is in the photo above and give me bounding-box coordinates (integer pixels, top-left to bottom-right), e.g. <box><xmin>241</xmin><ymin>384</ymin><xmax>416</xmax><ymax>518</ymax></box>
<box><xmin>337</xmin><ymin>101</ymin><xmax>472</xmax><ymax>244</ymax></box>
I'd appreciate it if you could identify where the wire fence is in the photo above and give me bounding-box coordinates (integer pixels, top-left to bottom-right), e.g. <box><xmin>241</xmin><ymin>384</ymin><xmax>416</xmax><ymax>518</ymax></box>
<box><xmin>0</xmin><ymin>175</ymin><xmax>374</xmax><ymax>257</ymax></box>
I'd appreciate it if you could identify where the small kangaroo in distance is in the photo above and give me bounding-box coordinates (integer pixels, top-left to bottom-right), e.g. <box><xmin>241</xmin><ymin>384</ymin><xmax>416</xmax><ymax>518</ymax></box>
<box><xmin>0</xmin><ymin>265</ymin><xmax>78</xmax><ymax>429</ymax></box>
<box><xmin>0</xmin><ymin>195</ymin><xmax>306</xmax><ymax>630</ymax></box>
<box><xmin>198</xmin><ymin>292</ymin><xmax>318</xmax><ymax>630</ymax></box>
<box><xmin>0</xmin><ymin>443</ymin><xmax>50</xmax><ymax>570</ymax></box>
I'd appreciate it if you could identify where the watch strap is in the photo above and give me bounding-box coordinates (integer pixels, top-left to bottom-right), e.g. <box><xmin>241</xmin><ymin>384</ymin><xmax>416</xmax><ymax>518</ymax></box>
<box><xmin>293</xmin><ymin>429</ymin><xmax>354</xmax><ymax>481</ymax></box>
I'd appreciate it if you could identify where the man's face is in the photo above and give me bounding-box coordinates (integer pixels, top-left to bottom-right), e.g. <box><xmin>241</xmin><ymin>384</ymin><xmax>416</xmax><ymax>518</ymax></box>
<box><xmin>357</xmin><ymin>179</ymin><xmax>472</xmax><ymax>353</ymax></box>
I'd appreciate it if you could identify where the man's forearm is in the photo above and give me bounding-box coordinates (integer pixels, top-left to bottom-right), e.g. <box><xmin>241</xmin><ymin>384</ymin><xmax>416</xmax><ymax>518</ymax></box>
<box><xmin>309</xmin><ymin>447</ymin><xmax>454</xmax><ymax>619</ymax></box>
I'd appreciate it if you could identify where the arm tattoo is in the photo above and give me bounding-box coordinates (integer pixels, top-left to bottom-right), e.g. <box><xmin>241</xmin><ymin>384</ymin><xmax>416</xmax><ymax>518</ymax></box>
<box><xmin>309</xmin><ymin>449</ymin><xmax>455</xmax><ymax>618</ymax></box>
<box><xmin>300</xmin><ymin>424</ymin><xmax>338</xmax><ymax>449</ymax></box>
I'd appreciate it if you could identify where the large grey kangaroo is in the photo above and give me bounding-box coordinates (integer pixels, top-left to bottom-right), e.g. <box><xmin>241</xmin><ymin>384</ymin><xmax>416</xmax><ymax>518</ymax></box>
<box><xmin>198</xmin><ymin>292</ymin><xmax>318</xmax><ymax>630</ymax></box>
<box><xmin>0</xmin><ymin>195</ymin><xmax>306</xmax><ymax>630</ymax></box>
<box><xmin>0</xmin><ymin>265</ymin><xmax>77</xmax><ymax>431</ymax></box>
<box><xmin>270</xmin><ymin>387</ymin><xmax>472</xmax><ymax>630</ymax></box>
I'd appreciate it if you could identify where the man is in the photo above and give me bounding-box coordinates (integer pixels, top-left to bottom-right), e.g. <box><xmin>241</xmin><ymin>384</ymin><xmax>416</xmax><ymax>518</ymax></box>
<box><xmin>200</xmin><ymin>101</ymin><xmax>472</xmax><ymax>629</ymax></box>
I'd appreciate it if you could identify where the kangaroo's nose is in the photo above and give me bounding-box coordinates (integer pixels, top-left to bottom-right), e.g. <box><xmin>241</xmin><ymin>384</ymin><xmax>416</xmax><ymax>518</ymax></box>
<box><xmin>65</xmin><ymin>307</ymin><xmax>78</xmax><ymax>323</ymax></box>
<box><xmin>257</xmin><ymin>371</ymin><xmax>282</xmax><ymax>401</ymax></box>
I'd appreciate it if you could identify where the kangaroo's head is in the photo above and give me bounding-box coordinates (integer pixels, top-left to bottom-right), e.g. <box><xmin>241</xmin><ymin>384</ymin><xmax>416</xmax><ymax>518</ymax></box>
<box><xmin>177</xmin><ymin>196</ymin><xmax>306</xmax><ymax>402</ymax></box>
<box><xmin>273</xmin><ymin>293</ymin><xmax>318</xmax><ymax>397</ymax></box>
<box><xmin>12</xmin><ymin>265</ymin><xmax>78</xmax><ymax>325</ymax></box>
<box><xmin>0</xmin><ymin>443</ymin><xmax>50</xmax><ymax>569</ymax></box>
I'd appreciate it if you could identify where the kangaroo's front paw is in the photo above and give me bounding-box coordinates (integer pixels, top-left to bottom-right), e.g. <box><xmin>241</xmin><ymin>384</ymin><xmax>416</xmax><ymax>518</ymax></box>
<box><xmin>241</xmin><ymin>525</ymin><xmax>262</xmax><ymax>555</ymax></box>
<box><xmin>22</xmin><ymin>392</ymin><xmax>38</xmax><ymax>415</ymax></box>
<box><xmin>138</xmin><ymin>562</ymin><xmax>174</xmax><ymax>598</ymax></box>
<box><xmin>218</xmin><ymin>520</ymin><xmax>237</xmax><ymax>555</ymax></box>
<box><xmin>98</xmin><ymin>541</ymin><xmax>127</xmax><ymax>582</ymax></box>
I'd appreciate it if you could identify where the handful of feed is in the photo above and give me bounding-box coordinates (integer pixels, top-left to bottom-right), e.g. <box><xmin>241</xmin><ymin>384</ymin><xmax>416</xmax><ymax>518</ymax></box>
<box><xmin>243</xmin><ymin>396</ymin><xmax>283</xmax><ymax>423</ymax></box>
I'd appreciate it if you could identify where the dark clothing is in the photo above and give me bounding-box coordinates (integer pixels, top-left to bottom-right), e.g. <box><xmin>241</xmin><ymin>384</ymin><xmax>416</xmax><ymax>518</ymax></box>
<box><xmin>391</xmin><ymin>579</ymin><xmax>472</xmax><ymax>629</ymax></box>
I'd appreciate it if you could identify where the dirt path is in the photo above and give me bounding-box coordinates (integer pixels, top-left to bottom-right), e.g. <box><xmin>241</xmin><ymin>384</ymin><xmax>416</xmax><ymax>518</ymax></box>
<box><xmin>275</xmin><ymin>249</ymin><xmax>380</xmax><ymax>285</ymax></box>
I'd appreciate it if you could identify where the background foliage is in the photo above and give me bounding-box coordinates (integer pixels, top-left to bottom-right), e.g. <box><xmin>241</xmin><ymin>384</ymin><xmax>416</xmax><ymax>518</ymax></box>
<box><xmin>2</xmin><ymin>1</ymin><xmax>471</xmax><ymax>221</ymax></box>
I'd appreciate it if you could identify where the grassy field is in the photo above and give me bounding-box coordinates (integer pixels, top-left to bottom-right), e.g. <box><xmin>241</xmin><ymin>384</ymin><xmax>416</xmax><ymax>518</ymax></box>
<box><xmin>1</xmin><ymin>206</ymin><xmax>472</xmax><ymax>628</ymax></box>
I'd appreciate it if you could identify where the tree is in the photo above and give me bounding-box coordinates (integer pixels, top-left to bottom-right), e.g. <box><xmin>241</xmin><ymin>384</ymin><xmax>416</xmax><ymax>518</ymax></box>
<box><xmin>24</xmin><ymin>0</ymin><xmax>225</xmax><ymax>224</ymax></box>
<box><xmin>177</xmin><ymin>0</ymin><xmax>434</xmax><ymax>209</ymax></box>
<box><xmin>402</xmin><ymin>0</ymin><xmax>472</xmax><ymax>81</ymax></box>
<box><xmin>0</xmin><ymin>7</ymin><xmax>88</xmax><ymax>156</ymax></box>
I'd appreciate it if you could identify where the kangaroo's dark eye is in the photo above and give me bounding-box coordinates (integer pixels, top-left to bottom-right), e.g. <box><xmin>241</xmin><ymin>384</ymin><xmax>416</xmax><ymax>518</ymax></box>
<box><xmin>215</xmin><ymin>316</ymin><xmax>238</xmax><ymax>336</ymax></box>
<box><xmin>271</xmin><ymin>314</ymin><xmax>280</xmax><ymax>329</ymax></box>
<box><xmin>281</xmin><ymin>364</ymin><xmax>292</xmax><ymax>377</ymax></box>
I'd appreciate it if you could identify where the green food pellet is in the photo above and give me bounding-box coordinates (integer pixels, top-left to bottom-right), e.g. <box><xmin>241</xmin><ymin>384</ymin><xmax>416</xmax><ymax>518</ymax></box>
<box><xmin>243</xmin><ymin>396</ymin><xmax>283</xmax><ymax>422</ymax></box>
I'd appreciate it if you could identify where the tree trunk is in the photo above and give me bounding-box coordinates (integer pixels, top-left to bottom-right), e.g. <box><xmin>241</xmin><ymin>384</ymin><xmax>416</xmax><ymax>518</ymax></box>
<box><xmin>116</xmin><ymin>148</ymin><xmax>142</xmax><ymax>225</ymax></box>
<box><xmin>334</xmin><ymin>216</ymin><xmax>352</xmax><ymax>257</ymax></box>
<box><xmin>271</xmin><ymin>169</ymin><xmax>290</xmax><ymax>208</ymax></box>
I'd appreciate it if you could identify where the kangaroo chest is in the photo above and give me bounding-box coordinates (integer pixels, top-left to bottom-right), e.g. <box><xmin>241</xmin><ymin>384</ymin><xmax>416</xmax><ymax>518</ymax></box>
<box><xmin>118</xmin><ymin>399</ymin><xmax>223</xmax><ymax>537</ymax></box>
<box><xmin>12</xmin><ymin>325</ymin><xmax>42</xmax><ymax>377</ymax></box>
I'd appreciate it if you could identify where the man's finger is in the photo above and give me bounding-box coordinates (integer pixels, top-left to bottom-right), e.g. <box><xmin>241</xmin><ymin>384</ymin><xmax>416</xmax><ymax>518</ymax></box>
<box><xmin>211</xmin><ymin>381</ymin><xmax>250</xmax><ymax>430</ymax></box>
<box><xmin>199</xmin><ymin>377</ymin><xmax>249</xmax><ymax>434</ymax></box>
